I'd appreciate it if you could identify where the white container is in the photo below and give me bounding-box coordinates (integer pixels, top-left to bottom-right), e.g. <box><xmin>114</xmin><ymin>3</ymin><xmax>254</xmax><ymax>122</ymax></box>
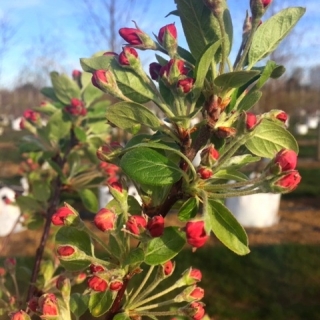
<box><xmin>0</xmin><ymin>187</ymin><xmax>25</xmax><ymax>237</ymax></box>
<box><xmin>226</xmin><ymin>193</ymin><xmax>281</xmax><ymax>228</ymax></box>
<box><xmin>295</xmin><ymin>123</ymin><xmax>308</xmax><ymax>135</ymax></box>
<box><xmin>307</xmin><ymin>116</ymin><xmax>319</xmax><ymax>129</ymax></box>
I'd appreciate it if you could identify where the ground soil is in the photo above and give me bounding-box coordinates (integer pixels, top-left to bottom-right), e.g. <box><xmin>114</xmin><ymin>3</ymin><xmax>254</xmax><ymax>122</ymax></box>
<box><xmin>1</xmin><ymin>197</ymin><xmax>319</xmax><ymax>257</ymax></box>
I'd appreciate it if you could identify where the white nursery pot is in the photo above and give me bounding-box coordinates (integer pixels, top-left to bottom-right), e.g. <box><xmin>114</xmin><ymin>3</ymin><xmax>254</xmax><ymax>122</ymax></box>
<box><xmin>307</xmin><ymin>116</ymin><xmax>319</xmax><ymax>129</ymax></box>
<box><xmin>225</xmin><ymin>193</ymin><xmax>281</xmax><ymax>228</ymax></box>
<box><xmin>295</xmin><ymin>123</ymin><xmax>308</xmax><ymax>135</ymax></box>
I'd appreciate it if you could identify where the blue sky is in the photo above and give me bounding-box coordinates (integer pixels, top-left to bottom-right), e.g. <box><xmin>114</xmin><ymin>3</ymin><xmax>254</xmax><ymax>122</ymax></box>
<box><xmin>0</xmin><ymin>0</ymin><xmax>319</xmax><ymax>88</ymax></box>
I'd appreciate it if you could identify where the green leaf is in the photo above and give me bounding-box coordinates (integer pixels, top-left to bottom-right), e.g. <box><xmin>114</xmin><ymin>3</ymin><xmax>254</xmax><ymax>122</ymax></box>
<box><xmin>19</xmin><ymin>136</ymin><xmax>45</xmax><ymax>153</ymax></box>
<box><xmin>41</xmin><ymin>87</ymin><xmax>59</xmax><ymax>102</ymax></box>
<box><xmin>214</xmin><ymin>71</ymin><xmax>260</xmax><ymax>89</ymax></box>
<box><xmin>123</xmin><ymin>248</ymin><xmax>145</xmax><ymax>267</ymax></box>
<box><xmin>78</xmin><ymin>189</ymin><xmax>99</xmax><ymax>213</ymax></box>
<box><xmin>50</xmin><ymin>72</ymin><xmax>81</xmax><ymax>105</ymax></box>
<box><xmin>145</xmin><ymin>227</ymin><xmax>186</xmax><ymax>265</ymax></box>
<box><xmin>32</xmin><ymin>180</ymin><xmax>51</xmax><ymax>202</ymax></box>
<box><xmin>108</xmin><ymin>235</ymin><xmax>123</xmax><ymax>261</ymax></box>
<box><xmin>176</xmin><ymin>0</ymin><xmax>232</xmax><ymax>60</ymax></box>
<box><xmin>256</xmin><ymin>60</ymin><xmax>285</xmax><ymax>89</ymax></box>
<box><xmin>47</xmin><ymin>110</ymin><xmax>72</xmax><ymax>142</ymax></box>
<box><xmin>193</xmin><ymin>40</ymin><xmax>222</xmax><ymax>99</ymax></box>
<box><xmin>83</xmin><ymin>83</ymin><xmax>104</xmax><ymax>106</ymax></box>
<box><xmin>74</xmin><ymin>127</ymin><xmax>87</xmax><ymax>142</ymax></box>
<box><xmin>70</xmin><ymin>293</ymin><xmax>89</xmax><ymax>318</ymax></box>
<box><xmin>178</xmin><ymin>198</ymin><xmax>199</xmax><ymax>222</ymax></box>
<box><xmin>222</xmin><ymin>154</ymin><xmax>261</xmax><ymax>169</ymax></box>
<box><xmin>111</xmin><ymin>60</ymin><xmax>155</xmax><ymax>103</ymax></box>
<box><xmin>55</xmin><ymin>227</ymin><xmax>93</xmax><ymax>271</ymax></box>
<box><xmin>80</xmin><ymin>55</ymin><xmax>114</xmax><ymax>73</ymax></box>
<box><xmin>113</xmin><ymin>313</ymin><xmax>131</xmax><ymax>320</ymax></box>
<box><xmin>249</xmin><ymin>7</ymin><xmax>306</xmax><ymax>67</ymax></box>
<box><xmin>120</xmin><ymin>148</ymin><xmax>183</xmax><ymax>186</ymax></box>
<box><xmin>88</xmin><ymin>291</ymin><xmax>114</xmax><ymax>317</ymax></box>
<box><xmin>213</xmin><ymin>169</ymin><xmax>248</xmax><ymax>182</ymax></box>
<box><xmin>207</xmin><ymin>199</ymin><xmax>250</xmax><ymax>255</ymax></box>
<box><xmin>106</xmin><ymin>102</ymin><xmax>162</xmax><ymax>133</ymax></box>
<box><xmin>15</xmin><ymin>195</ymin><xmax>42</xmax><ymax>212</ymax></box>
<box><xmin>177</xmin><ymin>46</ymin><xmax>195</xmax><ymax>64</ymax></box>
<box><xmin>237</xmin><ymin>90</ymin><xmax>262</xmax><ymax>112</ymax></box>
<box><xmin>245</xmin><ymin>120</ymin><xmax>299</xmax><ymax>158</ymax></box>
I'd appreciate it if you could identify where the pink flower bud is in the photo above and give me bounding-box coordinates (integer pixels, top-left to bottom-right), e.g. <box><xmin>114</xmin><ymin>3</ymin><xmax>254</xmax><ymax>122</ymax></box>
<box><xmin>147</xmin><ymin>215</ymin><xmax>165</xmax><ymax>237</ymax></box>
<box><xmin>57</xmin><ymin>245</ymin><xmax>75</xmax><ymax>257</ymax></box>
<box><xmin>158</xmin><ymin>23</ymin><xmax>177</xmax><ymax>44</ymax></box>
<box><xmin>0</xmin><ymin>267</ymin><xmax>6</xmax><ymax>277</ymax></box>
<box><xmin>274</xmin><ymin>171</ymin><xmax>301</xmax><ymax>192</ymax></box>
<box><xmin>51</xmin><ymin>206</ymin><xmax>78</xmax><ymax>226</ymax></box>
<box><xmin>197</xmin><ymin>167</ymin><xmax>213</xmax><ymax>180</ymax></box>
<box><xmin>189</xmin><ymin>301</ymin><xmax>206</xmax><ymax>320</ymax></box>
<box><xmin>149</xmin><ymin>62</ymin><xmax>162</xmax><ymax>80</ymax></box>
<box><xmin>189</xmin><ymin>286</ymin><xmax>205</xmax><ymax>301</ymax></box>
<box><xmin>162</xmin><ymin>260</ymin><xmax>175</xmax><ymax>276</ymax></box>
<box><xmin>38</xmin><ymin>293</ymin><xmax>59</xmax><ymax>316</ymax></box>
<box><xmin>262</xmin><ymin>0</ymin><xmax>272</xmax><ymax>7</ymax></box>
<box><xmin>88</xmin><ymin>275</ymin><xmax>108</xmax><ymax>292</ymax></box>
<box><xmin>10</xmin><ymin>311</ymin><xmax>31</xmax><ymax>320</ymax></box>
<box><xmin>23</xmin><ymin>109</ymin><xmax>39</xmax><ymax>123</ymax></box>
<box><xmin>126</xmin><ymin>215</ymin><xmax>147</xmax><ymax>235</ymax></box>
<box><xmin>274</xmin><ymin>149</ymin><xmax>297</xmax><ymax>171</ymax></box>
<box><xmin>74</xmin><ymin>272</ymin><xmax>87</xmax><ymax>284</ymax></box>
<box><xmin>110</xmin><ymin>280</ymin><xmax>123</xmax><ymax>291</ymax></box>
<box><xmin>246</xmin><ymin>112</ymin><xmax>257</xmax><ymax>130</ymax></box>
<box><xmin>119</xmin><ymin>27</ymin><xmax>144</xmax><ymax>45</ymax></box>
<box><xmin>177</xmin><ymin>78</ymin><xmax>194</xmax><ymax>94</ymax></box>
<box><xmin>118</xmin><ymin>46</ymin><xmax>139</xmax><ymax>66</ymax></box>
<box><xmin>72</xmin><ymin>69</ymin><xmax>81</xmax><ymax>79</ymax></box>
<box><xmin>185</xmin><ymin>221</ymin><xmax>209</xmax><ymax>248</ymax></box>
<box><xmin>90</xmin><ymin>264</ymin><xmax>105</xmax><ymax>273</ymax></box>
<box><xmin>94</xmin><ymin>208</ymin><xmax>117</xmax><ymax>232</ymax></box>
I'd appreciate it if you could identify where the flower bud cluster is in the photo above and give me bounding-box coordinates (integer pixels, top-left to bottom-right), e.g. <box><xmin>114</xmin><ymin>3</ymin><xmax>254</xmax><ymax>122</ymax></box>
<box><xmin>64</xmin><ymin>98</ymin><xmax>87</xmax><ymax>116</ymax></box>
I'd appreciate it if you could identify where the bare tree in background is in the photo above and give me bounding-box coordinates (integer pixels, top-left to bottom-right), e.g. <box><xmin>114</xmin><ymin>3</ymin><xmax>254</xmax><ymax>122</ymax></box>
<box><xmin>18</xmin><ymin>27</ymin><xmax>66</xmax><ymax>88</ymax></box>
<box><xmin>78</xmin><ymin>0</ymin><xmax>149</xmax><ymax>52</ymax></box>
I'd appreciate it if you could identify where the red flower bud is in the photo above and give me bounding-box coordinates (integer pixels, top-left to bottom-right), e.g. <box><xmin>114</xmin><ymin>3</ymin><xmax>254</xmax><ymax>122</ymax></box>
<box><xmin>246</xmin><ymin>112</ymin><xmax>257</xmax><ymax>130</ymax></box>
<box><xmin>110</xmin><ymin>280</ymin><xmax>123</xmax><ymax>291</ymax></box>
<box><xmin>149</xmin><ymin>62</ymin><xmax>162</xmax><ymax>80</ymax></box>
<box><xmin>185</xmin><ymin>221</ymin><xmax>209</xmax><ymax>248</ymax></box>
<box><xmin>10</xmin><ymin>311</ymin><xmax>31</xmax><ymax>320</ymax></box>
<box><xmin>119</xmin><ymin>27</ymin><xmax>144</xmax><ymax>45</ymax></box>
<box><xmin>94</xmin><ymin>208</ymin><xmax>117</xmax><ymax>232</ymax></box>
<box><xmin>189</xmin><ymin>268</ymin><xmax>202</xmax><ymax>282</ymax></box>
<box><xmin>90</xmin><ymin>264</ymin><xmax>105</xmax><ymax>273</ymax></box>
<box><xmin>109</xmin><ymin>181</ymin><xmax>123</xmax><ymax>193</ymax></box>
<box><xmin>126</xmin><ymin>215</ymin><xmax>147</xmax><ymax>235</ymax></box>
<box><xmin>274</xmin><ymin>149</ymin><xmax>297</xmax><ymax>171</ymax></box>
<box><xmin>57</xmin><ymin>245</ymin><xmax>75</xmax><ymax>257</ymax></box>
<box><xmin>147</xmin><ymin>215</ymin><xmax>165</xmax><ymax>237</ymax></box>
<box><xmin>51</xmin><ymin>206</ymin><xmax>78</xmax><ymax>226</ymax></box>
<box><xmin>200</xmin><ymin>145</ymin><xmax>219</xmax><ymax>166</ymax></box>
<box><xmin>27</xmin><ymin>297</ymin><xmax>38</xmax><ymax>312</ymax></box>
<box><xmin>118</xmin><ymin>46</ymin><xmax>139</xmax><ymax>66</ymax></box>
<box><xmin>38</xmin><ymin>293</ymin><xmax>59</xmax><ymax>316</ymax></box>
<box><xmin>197</xmin><ymin>167</ymin><xmax>213</xmax><ymax>180</ymax></box>
<box><xmin>178</xmin><ymin>267</ymin><xmax>202</xmax><ymax>287</ymax></box>
<box><xmin>72</xmin><ymin>69</ymin><xmax>81</xmax><ymax>79</ymax></box>
<box><xmin>274</xmin><ymin>170</ymin><xmax>301</xmax><ymax>191</ymax></box>
<box><xmin>160</xmin><ymin>59</ymin><xmax>188</xmax><ymax>79</ymax></box>
<box><xmin>276</xmin><ymin>111</ymin><xmax>288</xmax><ymax>123</ymax></box>
<box><xmin>162</xmin><ymin>260</ymin><xmax>175</xmax><ymax>276</ymax></box>
<box><xmin>88</xmin><ymin>275</ymin><xmax>108</xmax><ymax>292</ymax></box>
<box><xmin>177</xmin><ymin>78</ymin><xmax>194</xmax><ymax>93</ymax></box>
<box><xmin>158</xmin><ymin>23</ymin><xmax>177</xmax><ymax>48</ymax></box>
<box><xmin>19</xmin><ymin>118</ymin><xmax>25</xmax><ymax>130</ymax></box>
<box><xmin>74</xmin><ymin>272</ymin><xmax>87</xmax><ymax>284</ymax></box>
